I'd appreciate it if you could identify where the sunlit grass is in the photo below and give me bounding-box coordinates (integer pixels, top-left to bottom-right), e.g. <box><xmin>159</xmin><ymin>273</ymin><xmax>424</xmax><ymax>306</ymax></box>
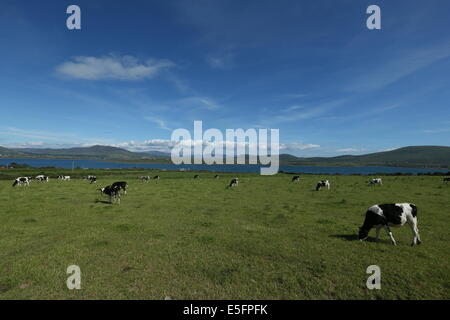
<box><xmin>0</xmin><ymin>171</ymin><xmax>449</xmax><ymax>299</ymax></box>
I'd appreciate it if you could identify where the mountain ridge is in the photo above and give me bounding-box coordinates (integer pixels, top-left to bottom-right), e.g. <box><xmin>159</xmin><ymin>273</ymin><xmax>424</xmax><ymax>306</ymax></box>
<box><xmin>1</xmin><ymin>145</ymin><xmax>449</xmax><ymax>168</ymax></box>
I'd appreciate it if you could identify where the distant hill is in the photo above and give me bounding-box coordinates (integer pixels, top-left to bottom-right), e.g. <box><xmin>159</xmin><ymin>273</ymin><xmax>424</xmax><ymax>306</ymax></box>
<box><xmin>0</xmin><ymin>146</ymin><xmax>26</xmax><ymax>157</ymax></box>
<box><xmin>2</xmin><ymin>145</ymin><xmax>170</xmax><ymax>162</ymax></box>
<box><xmin>280</xmin><ymin>146</ymin><xmax>450</xmax><ymax>168</ymax></box>
<box><xmin>0</xmin><ymin>145</ymin><xmax>449</xmax><ymax>168</ymax></box>
<box><xmin>14</xmin><ymin>145</ymin><xmax>140</xmax><ymax>160</ymax></box>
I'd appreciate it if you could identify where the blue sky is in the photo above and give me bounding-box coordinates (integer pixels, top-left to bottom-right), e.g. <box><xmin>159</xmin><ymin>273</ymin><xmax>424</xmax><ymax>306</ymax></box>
<box><xmin>0</xmin><ymin>0</ymin><xmax>449</xmax><ymax>156</ymax></box>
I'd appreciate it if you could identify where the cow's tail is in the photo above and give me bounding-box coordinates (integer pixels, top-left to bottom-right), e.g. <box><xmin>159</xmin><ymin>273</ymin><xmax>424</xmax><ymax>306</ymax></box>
<box><xmin>410</xmin><ymin>204</ymin><xmax>418</xmax><ymax>218</ymax></box>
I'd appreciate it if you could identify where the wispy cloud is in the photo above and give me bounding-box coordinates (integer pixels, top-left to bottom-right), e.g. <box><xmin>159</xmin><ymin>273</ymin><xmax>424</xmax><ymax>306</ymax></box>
<box><xmin>56</xmin><ymin>54</ymin><xmax>175</xmax><ymax>81</ymax></box>
<box><xmin>346</xmin><ymin>42</ymin><xmax>450</xmax><ymax>92</ymax></box>
<box><xmin>0</xmin><ymin>127</ymin><xmax>76</xmax><ymax>141</ymax></box>
<box><xmin>145</xmin><ymin>117</ymin><xmax>172</xmax><ymax>131</ymax></box>
<box><xmin>206</xmin><ymin>51</ymin><xmax>235</xmax><ymax>69</ymax></box>
<box><xmin>282</xmin><ymin>105</ymin><xmax>305</xmax><ymax>113</ymax></box>
<box><xmin>278</xmin><ymin>93</ymin><xmax>307</xmax><ymax>100</ymax></box>
<box><xmin>177</xmin><ymin>96</ymin><xmax>222</xmax><ymax>111</ymax></box>
<box><xmin>421</xmin><ymin>128</ymin><xmax>450</xmax><ymax>134</ymax></box>
<box><xmin>266</xmin><ymin>99</ymin><xmax>347</xmax><ymax>124</ymax></box>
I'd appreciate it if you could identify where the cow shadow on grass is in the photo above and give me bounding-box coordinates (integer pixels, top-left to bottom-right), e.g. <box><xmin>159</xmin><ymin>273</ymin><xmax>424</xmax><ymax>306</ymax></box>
<box><xmin>330</xmin><ymin>234</ymin><xmax>359</xmax><ymax>241</ymax></box>
<box><xmin>330</xmin><ymin>234</ymin><xmax>391</xmax><ymax>244</ymax></box>
<box><xmin>95</xmin><ymin>199</ymin><xmax>113</xmax><ymax>205</ymax></box>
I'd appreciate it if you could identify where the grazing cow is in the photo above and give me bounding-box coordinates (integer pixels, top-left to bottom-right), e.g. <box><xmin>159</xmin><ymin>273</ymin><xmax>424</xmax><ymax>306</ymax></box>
<box><xmin>140</xmin><ymin>176</ymin><xmax>150</xmax><ymax>182</ymax></box>
<box><xmin>443</xmin><ymin>177</ymin><xmax>450</xmax><ymax>183</ymax></box>
<box><xmin>194</xmin><ymin>175</ymin><xmax>200</xmax><ymax>179</ymax></box>
<box><xmin>227</xmin><ymin>178</ymin><xmax>239</xmax><ymax>188</ymax></box>
<box><xmin>214</xmin><ymin>175</ymin><xmax>219</xmax><ymax>179</ymax></box>
<box><xmin>12</xmin><ymin>177</ymin><xmax>30</xmax><ymax>187</ymax></box>
<box><xmin>153</xmin><ymin>175</ymin><xmax>160</xmax><ymax>180</ymax></box>
<box><xmin>316</xmin><ymin>180</ymin><xmax>330</xmax><ymax>191</ymax></box>
<box><xmin>89</xmin><ymin>176</ymin><xmax>97</xmax><ymax>184</ymax></box>
<box><xmin>58</xmin><ymin>176</ymin><xmax>70</xmax><ymax>181</ymax></box>
<box><xmin>369</xmin><ymin>178</ymin><xmax>383</xmax><ymax>186</ymax></box>
<box><xmin>111</xmin><ymin>181</ymin><xmax>128</xmax><ymax>195</ymax></box>
<box><xmin>291</xmin><ymin>176</ymin><xmax>300</xmax><ymax>182</ymax></box>
<box><xmin>36</xmin><ymin>175</ymin><xmax>49</xmax><ymax>182</ymax></box>
<box><xmin>99</xmin><ymin>185</ymin><xmax>121</xmax><ymax>204</ymax></box>
<box><xmin>358</xmin><ymin>203</ymin><xmax>421</xmax><ymax>246</ymax></box>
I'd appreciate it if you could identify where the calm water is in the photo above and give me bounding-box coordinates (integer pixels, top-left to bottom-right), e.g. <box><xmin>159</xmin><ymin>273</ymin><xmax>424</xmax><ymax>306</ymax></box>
<box><xmin>0</xmin><ymin>158</ymin><xmax>447</xmax><ymax>175</ymax></box>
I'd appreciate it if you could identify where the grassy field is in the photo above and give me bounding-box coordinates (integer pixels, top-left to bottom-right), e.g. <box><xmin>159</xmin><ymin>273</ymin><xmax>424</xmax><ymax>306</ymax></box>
<box><xmin>0</xmin><ymin>169</ymin><xmax>449</xmax><ymax>299</ymax></box>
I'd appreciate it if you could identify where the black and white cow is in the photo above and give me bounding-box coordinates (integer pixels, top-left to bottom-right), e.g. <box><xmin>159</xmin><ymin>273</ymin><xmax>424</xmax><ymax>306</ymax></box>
<box><xmin>194</xmin><ymin>175</ymin><xmax>200</xmax><ymax>179</ymax></box>
<box><xmin>443</xmin><ymin>177</ymin><xmax>450</xmax><ymax>183</ymax></box>
<box><xmin>291</xmin><ymin>176</ymin><xmax>300</xmax><ymax>182</ymax></box>
<box><xmin>58</xmin><ymin>175</ymin><xmax>70</xmax><ymax>181</ymax></box>
<box><xmin>369</xmin><ymin>178</ymin><xmax>383</xmax><ymax>186</ymax></box>
<box><xmin>36</xmin><ymin>175</ymin><xmax>49</xmax><ymax>182</ymax></box>
<box><xmin>99</xmin><ymin>185</ymin><xmax>122</xmax><ymax>204</ymax></box>
<box><xmin>227</xmin><ymin>178</ymin><xmax>239</xmax><ymax>188</ymax></box>
<box><xmin>12</xmin><ymin>177</ymin><xmax>30</xmax><ymax>187</ymax></box>
<box><xmin>89</xmin><ymin>176</ymin><xmax>97</xmax><ymax>184</ymax></box>
<box><xmin>140</xmin><ymin>176</ymin><xmax>150</xmax><ymax>182</ymax></box>
<box><xmin>316</xmin><ymin>180</ymin><xmax>330</xmax><ymax>191</ymax></box>
<box><xmin>358</xmin><ymin>203</ymin><xmax>421</xmax><ymax>246</ymax></box>
<box><xmin>214</xmin><ymin>175</ymin><xmax>220</xmax><ymax>179</ymax></box>
<box><xmin>153</xmin><ymin>175</ymin><xmax>160</xmax><ymax>180</ymax></box>
<box><xmin>111</xmin><ymin>181</ymin><xmax>128</xmax><ymax>195</ymax></box>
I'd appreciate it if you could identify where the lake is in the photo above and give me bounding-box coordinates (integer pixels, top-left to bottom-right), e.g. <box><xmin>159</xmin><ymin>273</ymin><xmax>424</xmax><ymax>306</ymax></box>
<box><xmin>0</xmin><ymin>158</ymin><xmax>447</xmax><ymax>175</ymax></box>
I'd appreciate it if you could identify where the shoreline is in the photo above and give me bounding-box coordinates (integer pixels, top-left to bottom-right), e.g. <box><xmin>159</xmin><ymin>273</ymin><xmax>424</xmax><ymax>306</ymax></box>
<box><xmin>0</xmin><ymin>156</ymin><xmax>448</xmax><ymax>171</ymax></box>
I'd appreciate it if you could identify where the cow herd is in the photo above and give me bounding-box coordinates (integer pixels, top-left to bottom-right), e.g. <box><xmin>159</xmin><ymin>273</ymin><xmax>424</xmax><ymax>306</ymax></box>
<box><xmin>9</xmin><ymin>172</ymin><xmax>450</xmax><ymax>246</ymax></box>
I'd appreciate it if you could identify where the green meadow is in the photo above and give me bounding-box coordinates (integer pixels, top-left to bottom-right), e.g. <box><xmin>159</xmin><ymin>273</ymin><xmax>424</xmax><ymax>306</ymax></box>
<box><xmin>0</xmin><ymin>169</ymin><xmax>449</xmax><ymax>299</ymax></box>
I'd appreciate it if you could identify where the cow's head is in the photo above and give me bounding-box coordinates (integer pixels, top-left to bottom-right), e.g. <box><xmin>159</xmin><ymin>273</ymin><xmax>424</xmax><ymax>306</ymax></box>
<box><xmin>358</xmin><ymin>227</ymin><xmax>369</xmax><ymax>241</ymax></box>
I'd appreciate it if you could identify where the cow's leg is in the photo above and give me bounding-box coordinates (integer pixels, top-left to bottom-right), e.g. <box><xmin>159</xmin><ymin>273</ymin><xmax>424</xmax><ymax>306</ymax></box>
<box><xmin>375</xmin><ymin>226</ymin><xmax>382</xmax><ymax>242</ymax></box>
<box><xmin>384</xmin><ymin>226</ymin><xmax>397</xmax><ymax>245</ymax></box>
<box><xmin>415</xmin><ymin>225</ymin><xmax>421</xmax><ymax>245</ymax></box>
<box><xmin>408</xmin><ymin>222</ymin><xmax>418</xmax><ymax>246</ymax></box>
<box><xmin>411</xmin><ymin>217</ymin><xmax>421</xmax><ymax>245</ymax></box>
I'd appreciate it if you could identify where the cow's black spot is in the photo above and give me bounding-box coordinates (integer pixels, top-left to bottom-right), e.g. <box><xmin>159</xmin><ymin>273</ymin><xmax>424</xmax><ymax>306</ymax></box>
<box><xmin>378</xmin><ymin>204</ymin><xmax>403</xmax><ymax>225</ymax></box>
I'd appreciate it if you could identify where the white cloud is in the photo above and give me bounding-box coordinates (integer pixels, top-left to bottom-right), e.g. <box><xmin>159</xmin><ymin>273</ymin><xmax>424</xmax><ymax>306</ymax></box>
<box><xmin>114</xmin><ymin>139</ymin><xmax>175</xmax><ymax>153</ymax></box>
<box><xmin>56</xmin><ymin>54</ymin><xmax>175</xmax><ymax>81</ymax></box>
<box><xmin>281</xmin><ymin>142</ymin><xmax>320</xmax><ymax>151</ymax></box>
<box><xmin>336</xmin><ymin>148</ymin><xmax>365</xmax><ymax>153</ymax></box>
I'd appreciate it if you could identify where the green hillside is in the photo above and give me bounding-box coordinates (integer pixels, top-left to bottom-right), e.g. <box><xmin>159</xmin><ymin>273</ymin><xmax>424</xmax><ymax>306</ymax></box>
<box><xmin>281</xmin><ymin>146</ymin><xmax>450</xmax><ymax>168</ymax></box>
